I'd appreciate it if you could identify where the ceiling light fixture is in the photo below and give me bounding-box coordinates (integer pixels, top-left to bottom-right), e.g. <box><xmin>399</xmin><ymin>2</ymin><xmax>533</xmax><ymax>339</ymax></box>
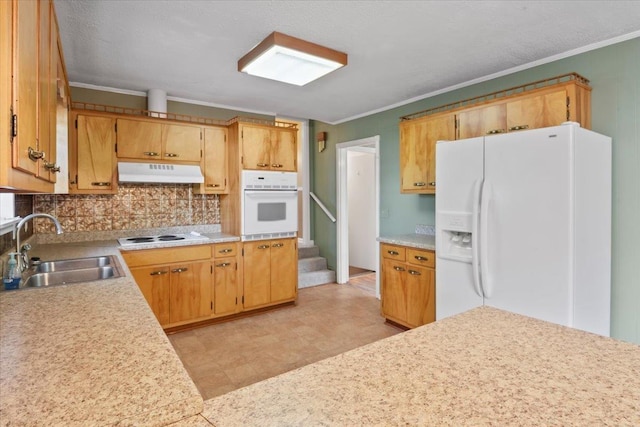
<box><xmin>238</xmin><ymin>31</ymin><xmax>348</xmax><ymax>86</ymax></box>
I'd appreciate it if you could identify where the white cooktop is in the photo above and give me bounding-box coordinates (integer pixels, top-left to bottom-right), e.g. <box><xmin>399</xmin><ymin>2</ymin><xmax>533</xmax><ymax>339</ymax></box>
<box><xmin>117</xmin><ymin>233</ymin><xmax>210</xmax><ymax>248</ymax></box>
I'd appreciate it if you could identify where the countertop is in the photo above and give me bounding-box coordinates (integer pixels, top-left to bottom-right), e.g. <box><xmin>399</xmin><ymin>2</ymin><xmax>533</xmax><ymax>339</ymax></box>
<box><xmin>201</xmin><ymin>306</ymin><xmax>640</xmax><ymax>426</ymax></box>
<box><xmin>0</xmin><ymin>233</ymin><xmax>237</xmax><ymax>426</ymax></box>
<box><xmin>377</xmin><ymin>233</ymin><xmax>436</xmax><ymax>250</ymax></box>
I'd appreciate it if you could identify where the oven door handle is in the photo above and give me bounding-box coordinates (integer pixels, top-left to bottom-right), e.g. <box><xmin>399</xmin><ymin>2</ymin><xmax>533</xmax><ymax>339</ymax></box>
<box><xmin>244</xmin><ymin>190</ymin><xmax>297</xmax><ymax>198</ymax></box>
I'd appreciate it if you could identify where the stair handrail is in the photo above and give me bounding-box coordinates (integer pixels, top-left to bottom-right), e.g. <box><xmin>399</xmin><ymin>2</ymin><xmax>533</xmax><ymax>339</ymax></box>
<box><xmin>310</xmin><ymin>192</ymin><xmax>337</xmax><ymax>223</ymax></box>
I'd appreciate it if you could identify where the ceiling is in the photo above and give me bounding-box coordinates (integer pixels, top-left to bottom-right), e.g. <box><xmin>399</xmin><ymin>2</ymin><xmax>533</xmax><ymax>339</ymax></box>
<box><xmin>54</xmin><ymin>1</ymin><xmax>640</xmax><ymax>124</ymax></box>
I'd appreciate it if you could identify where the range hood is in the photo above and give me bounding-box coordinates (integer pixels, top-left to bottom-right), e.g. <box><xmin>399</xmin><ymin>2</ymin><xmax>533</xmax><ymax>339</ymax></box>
<box><xmin>118</xmin><ymin>162</ymin><xmax>204</xmax><ymax>184</ymax></box>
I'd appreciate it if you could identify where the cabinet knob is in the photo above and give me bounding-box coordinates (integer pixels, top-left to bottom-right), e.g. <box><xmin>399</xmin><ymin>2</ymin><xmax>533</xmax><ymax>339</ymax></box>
<box><xmin>257</xmin><ymin>244</ymin><xmax>270</xmax><ymax>249</ymax></box>
<box><xmin>216</xmin><ymin>262</ymin><xmax>231</xmax><ymax>268</ymax></box>
<box><xmin>414</xmin><ymin>255</ymin><xmax>429</xmax><ymax>261</ymax></box>
<box><xmin>44</xmin><ymin>162</ymin><xmax>61</xmax><ymax>173</ymax></box>
<box><xmin>171</xmin><ymin>267</ymin><xmax>188</xmax><ymax>273</ymax></box>
<box><xmin>393</xmin><ymin>266</ymin><xmax>405</xmax><ymax>272</ymax></box>
<box><xmin>271</xmin><ymin>164</ymin><xmax>283</xmax><ymax>168</ymax></box>
<box><xmin>207</xmin><ymin>184</ymin><xmax>221</xmax><ymax>188</ymax></box>
<box><xmin>165</xmin><ymin>153</ymin><xmax>179</xmax><ymax>157</ymax></box>
<box><xmin>28</xmin><ymin>146</ymin><xmax>45</xmax><ymax>161</ymax></box>
<box><xmin>271</xmin><ymin>243</ymin><xmax>284</xmax><ymax>248</ymax></box>
<box><xmin>143</xmin><ymin>151</ymin><xmax>159</xmax><ymax>156</ymax></box>
<box><xmin>219</xmin><ymin>248</ymin><xmax>232</xmax><ymax>253</ymax></box>
<box><xmin>150</xmin><ymin>270</ymin><xmax>168</xmax><ymax>276</ymax></box>
<box><xmin>428</xmin><ymin>182</ymin><xmax>436</xmax><ymax>186</ymax></box>
<box><xmin>257</xmin><ymin>163</ymin><xmax>268</xmax><ymax>167</ymax></box>
<box><xmin>408</xmin><ymin>270</ymin><xmax>421</xmax><ymax>276</ymax></box>
<box><xmin>413</xmin><ymin>182</ymin><xmax>426</xmax><ymax>187</ymax></box>
<box><xmin>388</xmin><ymin>250</ymin><xmax>399</xmax><ymax>256</ymax></box>
<box><xmin>508</xmin><ymin>125</ymin><xmax>529</xmax><ymax>132</ymax></box>
<box><xmin>486</xmin><ymin>129</ymin><xmax>506</xmax><ymax>135</ymax></box>
<box><xmin>91</xmin><ymin>182</ymin><xmax>111</xmax><ymax>187</ymax></box>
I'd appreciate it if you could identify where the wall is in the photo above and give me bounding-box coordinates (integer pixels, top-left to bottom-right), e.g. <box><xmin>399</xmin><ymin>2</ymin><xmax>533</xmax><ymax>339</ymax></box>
<box><xmin>0</xmin><ymin>196</ymin><xmax>33</xmax><ymax>255</ymax></box>
<box><xmin>311</xmin><ymin>37</ymin><xmax>640</xmax><ymax>344</ymax></box>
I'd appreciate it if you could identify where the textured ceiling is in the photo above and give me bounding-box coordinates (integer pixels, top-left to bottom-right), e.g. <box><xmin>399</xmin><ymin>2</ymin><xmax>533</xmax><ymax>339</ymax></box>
<box><xmin>54</xmin><ymin>0</ymin><xmax>640</xmax><ymax>124</ymax></box>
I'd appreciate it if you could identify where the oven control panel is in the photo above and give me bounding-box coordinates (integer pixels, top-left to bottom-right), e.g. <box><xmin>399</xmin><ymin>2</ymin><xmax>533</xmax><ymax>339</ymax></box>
<box><xmin>242</xmin><ymin>170</ymin><xmax>297</xmax><ymax>190</ymax></box>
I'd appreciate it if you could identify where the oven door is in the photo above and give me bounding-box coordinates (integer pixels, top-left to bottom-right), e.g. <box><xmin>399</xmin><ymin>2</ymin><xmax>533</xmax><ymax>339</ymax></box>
<box><xmin>243</xmin><ymin>190</ymin><xmax>298</xmax><ymax>236</ymax></box>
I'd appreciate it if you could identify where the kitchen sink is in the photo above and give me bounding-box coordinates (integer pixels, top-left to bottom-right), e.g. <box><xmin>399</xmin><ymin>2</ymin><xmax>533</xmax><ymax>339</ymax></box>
<box><xmin>18</xmin><ymin>256</ymin><xmax>124</xmax><ymax>289</ymax></box>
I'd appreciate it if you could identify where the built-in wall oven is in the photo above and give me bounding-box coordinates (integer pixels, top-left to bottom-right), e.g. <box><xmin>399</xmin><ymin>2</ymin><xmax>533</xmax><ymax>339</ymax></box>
<box><xmin>241</xmin><ymin>170</ymin><xmax>298</xmax><ymax>241</ymax></box>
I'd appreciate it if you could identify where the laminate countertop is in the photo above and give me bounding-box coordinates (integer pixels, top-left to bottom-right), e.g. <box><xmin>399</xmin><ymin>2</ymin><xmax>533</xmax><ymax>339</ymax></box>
<box><xmin>378</xmin><ymin>233</ymin><xmax>436</xmax><ymax>250</ymax></box>
<box><xmin>0</xmin><ymin>234</ymin><xmax>235</xmax><ymax>426</ymax></box>
<box><xmin>201</xmin><ymin>306</ymin><xmax>640</xmax><ymax>426</ymax></box>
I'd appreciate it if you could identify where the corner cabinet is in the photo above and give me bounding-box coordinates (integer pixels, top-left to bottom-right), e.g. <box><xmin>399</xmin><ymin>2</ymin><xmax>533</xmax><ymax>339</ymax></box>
<box><xmin>399</xmin><ymin>73</ymin><xmax>591</xmax><ymax>194</ymax></box>
<box><xmin>1</xmin><ymin>0</ymin><xmax>67</xmax><ymax>192</ymax></box>
<box><xmin>380</xmin><ymin>243</ymin><xmax>435</xmax><ymax>329</ymax></box>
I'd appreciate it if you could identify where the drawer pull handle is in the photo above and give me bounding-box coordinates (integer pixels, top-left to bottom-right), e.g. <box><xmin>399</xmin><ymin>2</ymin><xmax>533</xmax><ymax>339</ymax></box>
<box><xmin>219</xmin><ymin>248</ymin><xmax>232</xmax><ymax>253</ymax></box>
<box><xmin>509</xmin><ymin>125</ymin><xmax>529</xmax><ymax>132</ymax></box>
<box><xmin>171</xmin><ymin>267</ymin><xmax>188</xmax><ymax>273</ymax></box>
<box><xmin>271</xmin><ymin>163</ymin><xmax>283</xmax><ymax>168</ymax></box>
<box><xmin>428</xmin><ymin>182</ymin><xmax>436</xmax><ymax>186</ymax></box>
<box><xmin>408</xmin><ymin>270</ymin><xmax>421</xmax><ymax>276</ymax></box>
<box><xmin>257</xmin><ymin>163</ymin><xmax>268</xmax><ymax>167</ymax></box>
<box><xmin>258</xmin><ymin>244</ymin><xmax>270</xmax><ymax>249</ymax></box>
<box><xmin>149</xmin><ymin>271</ymin><xmax>168</xmax><ymax>276</ymax></box>
<box><xmin>91</xmin><ymin>182</ymin><xmax>111</xmax><ymax>187</ymax></box>
<box><xmin>388</xmin><ymin>250</ymin><xmax>399</xmax><ymax>256</ymax></box>
<box><xmin>44</xmin><ymin>162</ymin><xmax>61</xmax><ymax>173</ymax></box>
<box><xmin>164</xmin><ymin>153</ymin><xmax>179</xmax><ymax>157</ymax></box>
<box><xmin>486</xmin><ymin>129</ymin><xmax>506</xmax><ymax>135</ymax></box>
<box><xmin>216</xmin><ymin>262</ymin><xmax>231</xmax><ymax>267</ymax></box>
<box><xmin>143</xmin><ymin>151</ymin><xmax>159</xmax><ymax>156</ymax></box>
<box><xmin>413</xmin><ymin>182</ymin><xmax>426</xmax><ymax>187</ymax></box>
<box><xmin>207</xmin><ymin>184</ymin><xmax>221</xmax><ymax>187</ymax></box>
<box><xmin>28</xmin><ymin>146</ymin><xmax>45</xmax><ymax>161</ymax></box>
<box><xmin>393</xmin><ymin>266</ymin><xmax>405</xmax><ymax>272</ymax></box>
<box><xmin>271</xmin><ymin>243</ymin><xmax>284</xmax><ymax>248</ymax></box>
<box><xmin>414</xmin><ymin>255</ymin><xmax>429</xmax><ymax>261</ymax></box>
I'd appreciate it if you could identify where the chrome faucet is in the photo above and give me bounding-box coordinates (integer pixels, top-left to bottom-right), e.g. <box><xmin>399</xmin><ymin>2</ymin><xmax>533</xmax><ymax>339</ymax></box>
<box><xmin>15</xmin><ymin>213</ymin><xmax>63</xmax><ymax>272</ymax></box>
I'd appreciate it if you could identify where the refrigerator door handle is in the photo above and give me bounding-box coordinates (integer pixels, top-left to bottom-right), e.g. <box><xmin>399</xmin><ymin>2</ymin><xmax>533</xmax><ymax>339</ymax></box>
<box><xmin>471</xmin><ymin>178</ymin><xmax>484</xmax><ymax>297</ymax></box>
<box><xmin>480</xmin><ymin>180</ymin><xmax>492</xmax><ymax>298</ymax></box>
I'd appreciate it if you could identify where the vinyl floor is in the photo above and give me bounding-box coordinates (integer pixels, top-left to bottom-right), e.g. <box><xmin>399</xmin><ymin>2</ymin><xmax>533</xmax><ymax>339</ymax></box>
<box><xmin>168</xmin><ymin>275</ymin><xmax>402</xmax><ymax>400</ymax></box>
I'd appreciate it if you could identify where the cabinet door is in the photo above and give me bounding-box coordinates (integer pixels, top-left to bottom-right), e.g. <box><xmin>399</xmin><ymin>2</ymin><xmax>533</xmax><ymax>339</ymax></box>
<box><xmin>242</xmin><ymin>241</ymin><xmax>272</xmax><ymax>308</ymax></box>
<box><xmin>400</xmin><ymin>114</ymin><xmax>454</xmax><ymax>193</ymax></box>
<box><xmin>405</xmin><ymin>265</ymin><xmax>435</xmax><ymax>328</ymax></box>
<box><xmin>381</xmin><ymin>259</ymin><xmax>408</xmax><ymax>322</ymax></box>
<box><xmin>506</xmin><ymin>89</ymin><xmax>567</xmax><ymax>132</ymax></box>
<box><xmin>162</xmin><ymin>123</ymin><xmax>201</xmax><ymax>162</ymax></box>
<box><xmin>116</xmin><ymin>119</ymin><xmax>162</xmax><ymax>160</ymax></box>
<box><xmin>202</xmin><ymin>127</ymin><xmax>228</xmax><ymax>192</ymax></box>
<box><xmin>458</xmin><ymin>104</ymin><xmax>507</xmax><ymax>139</ymax></box>
<box><xmin>270</xmin><ymin>239</ymin><xmax>297</xmax><ymax>303</ymax></box>
<box><xmin>241</xmin><ymin>125</ymin><xmax>271</xmax><ymax>170</ymax></box>
<box><xmin>169</xmin><ymin>261</ymin><xmax>212</xmax><ymax>324</ymax></box>
<box><xmin>76</xmin><ymin>115</ymin><xmax>117</xmax><ymax>192</ymax></box>
<box><xmin>271</xmin><ymin>129</ymin><xmax>297</xmax><ymax>171</ymax></box>
<box><xmin>12</xmin><ymin>0</ymin><xmax>39</xmax><ymax>175</ymax></box>
<box><xmin>130</xmin><ymin>266</ymin><xmax>171</xmax><ymax>326</ymax></box>
<box><xmin>213</xmin><ymin>257</ymin><xmax>238</xmax><ymax>316</ymax></box>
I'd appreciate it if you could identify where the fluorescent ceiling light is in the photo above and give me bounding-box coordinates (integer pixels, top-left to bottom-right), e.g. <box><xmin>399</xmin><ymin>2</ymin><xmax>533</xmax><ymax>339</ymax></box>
<box><xmin>238</xmin><ymin>32</ymin><xmax>347</xmax><ymax>86</ymax></box>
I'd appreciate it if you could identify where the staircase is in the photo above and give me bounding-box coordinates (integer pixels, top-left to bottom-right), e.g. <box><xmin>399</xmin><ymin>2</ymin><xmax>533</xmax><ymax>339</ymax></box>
<box><xmin>298</xmin><ymin>244</ymin><xmax>336</xmax><ymax>289</ymax></box>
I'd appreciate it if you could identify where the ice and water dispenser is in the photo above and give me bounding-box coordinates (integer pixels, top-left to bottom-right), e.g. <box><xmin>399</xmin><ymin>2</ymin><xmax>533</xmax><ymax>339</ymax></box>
<box><xmin>437</xmin><ymin>211</ymin><xmax>473</xmax><ymax>263</ymax></box>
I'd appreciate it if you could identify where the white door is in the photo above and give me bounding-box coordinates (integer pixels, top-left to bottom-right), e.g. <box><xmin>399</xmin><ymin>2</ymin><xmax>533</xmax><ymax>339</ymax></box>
<box><xmin>348</xmin><ymin>150</ymin><xmax>376</xmax><ymax>271</ymax></box>
<box><xmin>435</xmin><ymin>138</ymin><xmax>484</xmax><ymax>320</ymax></box>
<box><xmin>482</xmin><ymin>126</ymin><xmax>572</xmax><ymax>326</ymax></box>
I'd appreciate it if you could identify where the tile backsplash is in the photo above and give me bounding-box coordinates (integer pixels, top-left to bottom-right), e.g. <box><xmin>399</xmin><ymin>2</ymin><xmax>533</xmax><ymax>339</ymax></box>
<box><xmin>33</xmin><ymin>184</ymin><xmax>219</xmax><ymax>234</ymax></box>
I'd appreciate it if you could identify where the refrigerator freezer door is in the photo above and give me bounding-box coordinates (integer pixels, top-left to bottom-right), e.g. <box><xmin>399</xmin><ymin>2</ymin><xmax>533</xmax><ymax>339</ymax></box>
<box><xmin>482</xmin><ymin>126</ymin><xmax>573</xmax><ymax>326</ymax></box>
<box><xmin>435</xmin><ymin>138</ymin><xmax>484</xmax><ymax>320</ymax></box>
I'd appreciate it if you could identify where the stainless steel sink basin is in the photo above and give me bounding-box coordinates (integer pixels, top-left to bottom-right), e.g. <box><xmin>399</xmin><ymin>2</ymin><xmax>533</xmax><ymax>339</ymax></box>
<box><xmin>18</xmin><ymin>255</ymin><xmax>124</xmax><ymax>289</ymax></box>
<box><xmin>34</xmin><ymin>255</ymin><xmax>114</xmax><ymax>272</ymax></box>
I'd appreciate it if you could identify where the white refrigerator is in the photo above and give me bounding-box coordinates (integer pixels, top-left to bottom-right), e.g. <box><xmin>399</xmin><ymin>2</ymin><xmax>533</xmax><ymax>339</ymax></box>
<box><xmin>435</xmin><ymin>123</ymin><xmax>611</xmax><ymax>336</ymax></box>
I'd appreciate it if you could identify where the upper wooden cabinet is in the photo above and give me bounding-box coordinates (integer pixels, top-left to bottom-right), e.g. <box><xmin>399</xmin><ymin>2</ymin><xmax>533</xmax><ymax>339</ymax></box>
<box><xmin>1</xmin><ymin>0</ymin><xmax>66</xmax><ymax>191</ymax></box>
<box><xmin>116</xmin><ymin>118</ymin><xmax>202</xmax><ymax>162</ymax></box>
<box><xmin>399</xmin><ymin>74</ymin><xmax>591</xmax><ymax>194</ymax></box>
<box><xmin>400</xmin><ymin>114</ymin><xmax>455</xmax><ymax>194</ymax></box>
<box><xmin>69</xmin><ymin>112</ymin><xmax>117</xmax><ymax>194</ymax></box>
<box><xmin>239</xmin><ymin>123</ymin><xmax>297</xmax><ymax>171</ymax></box>
<box><xmin>194</xmin><ymin>126</ymin><xmax>228</xmax><ymax>194</ymax></box>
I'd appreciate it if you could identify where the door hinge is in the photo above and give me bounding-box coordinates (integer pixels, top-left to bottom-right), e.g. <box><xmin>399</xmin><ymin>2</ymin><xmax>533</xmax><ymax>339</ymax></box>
<box><xmin>75</xmin><ymin>118</ymin><xmax>78</xmax><ymax>129</ymax></box>
<box><xmin>210</xmin><ymin>301</ymin><xmax>213</xmax><ymax>310</ymax></box>
<box><xmin>115</xmin><ymin>143</ymin><xmax>118</xmax><ymax>153</ymax></box>
<box><xmin>10</xmin><ymin>112</ymin><xmax>17</xmax><ymax>140</ymax></box>
<box><xmin>210</xmin><ymin>265</ymin><xmax>212</xmax><ymax>274</ymax></box>
<box><xmin>115</xmin><ymin>123</ymin><xmax>117</xmax><ymax>132</ymax></box>
<box><xmin>235</xmin><ymin>297</ymin><xmax>238</xmax><ymax>305</ymax></box>
<box><xmin>242</xmin><ymin>295</ymin><xmax>244</xmax><ymax>304</ymax></box>
<box><xmin>241</xmin><ymin>248</ymin><xmax>244</xmax><ymax>256</ymax></box>
<box><xmin>566</xmin><ymin>96</ymin><xmax>571</xmax><ymax>121</ymax></box>
<box><xmin>201</xmin><ymin>149</ymin><xmax>203</xmax><ymax>158</ymax></box>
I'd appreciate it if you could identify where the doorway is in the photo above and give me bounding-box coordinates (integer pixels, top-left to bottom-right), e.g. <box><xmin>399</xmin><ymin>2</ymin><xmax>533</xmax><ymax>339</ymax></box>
<box><xmin>336</xmin><ymin>136</ymin><xmax>380</xmax><ymax>298</ymax></box>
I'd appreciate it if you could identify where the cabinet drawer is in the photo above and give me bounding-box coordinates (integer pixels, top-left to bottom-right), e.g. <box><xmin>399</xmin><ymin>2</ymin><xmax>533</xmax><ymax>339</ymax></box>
<box><xmin>214</xmin><ymin>242</ymin><xmax>237</xmax><ymax>258</ymax></box>
<box><xmin>406</xmin><ymin>248</ymin><xmax>435</xmax><ymax>268</ymax></box>
<box><xmin>381</xmin><ymin>244</ymin><xmax>406</xmax><ymax>261</ymax></box>
<box><xmin>121</xmin><ymin>244</ymin><xmax>212</xmax><ymax>267</ymax></box>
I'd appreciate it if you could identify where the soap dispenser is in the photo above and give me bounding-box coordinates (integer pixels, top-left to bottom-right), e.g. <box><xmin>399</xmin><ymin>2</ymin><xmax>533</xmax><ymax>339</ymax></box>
<box><xmin>3</xmin><ymin>252</ymin><xmax>20</xmax><ymax>290</ymax></box>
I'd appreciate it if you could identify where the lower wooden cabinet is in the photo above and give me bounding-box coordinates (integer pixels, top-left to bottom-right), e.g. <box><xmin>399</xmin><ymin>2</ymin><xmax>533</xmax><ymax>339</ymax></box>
<box><xmin>242</xmin><ymin>238</ymin><xmax>297</xmax><ymax>310</ymax></box>
<box><xmin>380</xmin><ymin>243</ymin><xmax>435</xmax><ymax>328</ymax></box>
<box><xmin>212</xmin><ymin>242</ymin><xmax>240</xmax><ymax>317</ymax></box>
